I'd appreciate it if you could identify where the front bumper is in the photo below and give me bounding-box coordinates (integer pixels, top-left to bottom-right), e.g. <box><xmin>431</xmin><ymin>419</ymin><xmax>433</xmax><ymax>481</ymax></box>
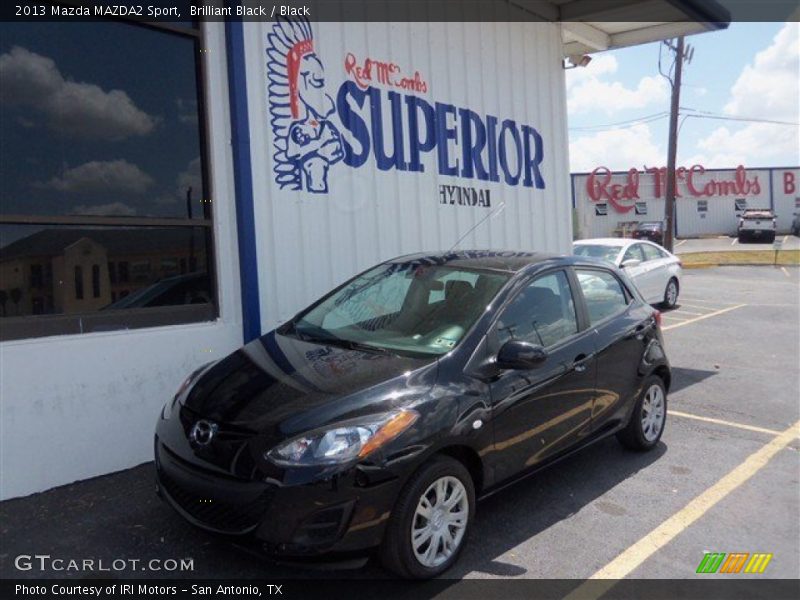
<box><xmin>154</xmin><ymin>433</ymin><xmax>404</xmax><ymax>558</ymax></box>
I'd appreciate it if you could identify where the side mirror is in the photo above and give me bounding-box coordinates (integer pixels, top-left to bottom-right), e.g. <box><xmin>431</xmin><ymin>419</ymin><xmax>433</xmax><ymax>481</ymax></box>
<box><xmin>621</xmin><ymin>258</ymin><xmax>641</xmax><ymax>269</ymax></box>
<box><xmin>496</xmin><ymin>340</ymin><xmax>548</xmax><ymax>370</ymax></box>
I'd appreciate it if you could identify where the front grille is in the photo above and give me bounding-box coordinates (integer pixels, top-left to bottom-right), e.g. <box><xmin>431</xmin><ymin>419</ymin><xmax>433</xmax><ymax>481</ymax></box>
<box><xmin>159</xmin><ymin>469</ymin><xmax>271</xmax><ymax>534</ymax></box>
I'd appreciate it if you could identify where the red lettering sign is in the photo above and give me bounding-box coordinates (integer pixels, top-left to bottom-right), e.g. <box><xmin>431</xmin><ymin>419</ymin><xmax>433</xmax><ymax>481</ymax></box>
<box><xmin>785</xmin><ymin>171</ymin><xmax>796</xmax><ymax>195</ymax></box>
<box><xmin>589</xmin><ymin>164</ymin><xmax>763</xmax><ymax>212</ymax></box>
<box><xmin>344</xmin><ymin>52</ymin><xmax>428</xmax><ymax>93</ymax></box>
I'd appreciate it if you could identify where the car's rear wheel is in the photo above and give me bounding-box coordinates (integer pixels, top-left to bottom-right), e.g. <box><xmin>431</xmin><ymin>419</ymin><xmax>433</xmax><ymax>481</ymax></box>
<box><xmin>661</xmin><ymin>278</ymin><xmax>679</xmax><ymax>309</ymax></box>
<box><xmin>380</xmin><ymin>456</ymin><xmax>475</xmax><ymax>579</ymax></box>
<box><xmin>617</xmin><ymin>375</ymin><xmax>667</xmax><ymax>451</ymax></box>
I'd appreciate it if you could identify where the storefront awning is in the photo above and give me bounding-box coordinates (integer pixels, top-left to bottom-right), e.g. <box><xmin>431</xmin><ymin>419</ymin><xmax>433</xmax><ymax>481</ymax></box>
<box><xmin>513</xmin><ymin>0</ymin><xmax>730</xmax><ymax>56</ymax></box>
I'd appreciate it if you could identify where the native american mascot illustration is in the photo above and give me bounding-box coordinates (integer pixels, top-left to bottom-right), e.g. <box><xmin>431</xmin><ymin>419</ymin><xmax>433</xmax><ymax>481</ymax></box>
<box><xmin>267</xmin><ymin>18</ymin><xmax>343</xmax><ymax>193</ymax></box>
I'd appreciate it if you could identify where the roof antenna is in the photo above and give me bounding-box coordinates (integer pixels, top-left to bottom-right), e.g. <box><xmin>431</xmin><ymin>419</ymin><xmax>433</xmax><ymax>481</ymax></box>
<box><xmin>448</xmin><ymin>202</ymin><xmax>507</xmax><ymax>252</ymax></box>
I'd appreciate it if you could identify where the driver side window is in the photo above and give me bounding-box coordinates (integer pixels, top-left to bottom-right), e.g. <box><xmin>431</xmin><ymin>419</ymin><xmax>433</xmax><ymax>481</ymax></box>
<box><xmin>495</xmin><ymin>271</ymin><xmax>578</xmax><ymax>348</ymax></box>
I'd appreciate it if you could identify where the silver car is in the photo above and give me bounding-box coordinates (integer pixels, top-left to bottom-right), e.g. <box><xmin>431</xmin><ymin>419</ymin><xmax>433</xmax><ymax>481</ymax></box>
<box><xmin>573</xmin><ymin>238</ymin><xmax>683</xmax><ymax>308</ymax></box>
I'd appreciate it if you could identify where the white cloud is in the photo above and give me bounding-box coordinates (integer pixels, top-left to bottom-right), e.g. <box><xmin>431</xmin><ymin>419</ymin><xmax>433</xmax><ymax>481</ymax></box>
<box><xmin>724</xmin><ymin>22</ymin><xmax>799</xmax><ymax>122</ymax></box>
<box><xmin>36</xmin><ymin>160</ymin><xmax>155</xmax><ymax>194</ymax></box>
<box><xmin>683</xmin><ymin>122</ymin><xmax>799</xmax><ymax>168</ymax></box>
<box><xmin>565</xmin><ymin>54</ymin><xmax>619</xmax><ymax>89</ymax></box>
<box><xmin>0</xmin><ymin>46</ymin><xmax>156</xmax><ymax>140</ymax></box>
<box><xmin>568</xmin><ymin>75</ymin><xmax>668</xmax><ymax>115</ymax></box>
<box><xmin>688</xmin><ymin>23</ymin><xmax>800</xmax><ymax>168</ymax></box>
<box><xmin>72</xmin><ymin>202</ymin><xmax>137</xmax><ymax>216</ymax></box>
<box><xmin>569</xmin><ymin>124</ymin><xmax>664</xmax><ymax>172</ymax></box>
<box><xmin>566</xmin><ymin>54</ymin><xmax>668</xmax><ymax>115</ymax></box>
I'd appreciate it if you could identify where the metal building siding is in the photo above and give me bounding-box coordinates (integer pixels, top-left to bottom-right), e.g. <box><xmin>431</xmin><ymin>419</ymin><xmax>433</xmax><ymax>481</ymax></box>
<box><xmin>772</xmin><ymin>168</ymin><xmax>800</xmax><ymax>233</ymax></box>
<box><xmin>574</xmin><ymin>167</ymin><xmax>777</xmax><ymax>239</ymax></box>
<box><xmin>243</xmin><ymin>21</ymin><xmax>571</xmax><ymax>329</ymax></box>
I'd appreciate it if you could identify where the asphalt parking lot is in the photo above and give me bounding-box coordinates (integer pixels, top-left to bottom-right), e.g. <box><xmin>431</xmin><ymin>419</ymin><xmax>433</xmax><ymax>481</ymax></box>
<box><xmin>674</xmin><ymin>234</ymin><xmax>800</xmax><ymax>254</ymax></box>
<box><xmin>1</xmin><ymin>266</ymin><xmax>798</xmax><ymax>585</ymax></box>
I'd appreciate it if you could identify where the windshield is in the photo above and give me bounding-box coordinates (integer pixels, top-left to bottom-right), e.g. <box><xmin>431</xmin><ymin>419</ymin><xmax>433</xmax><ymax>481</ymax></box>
<box><xmin>573</xmin><ymin>244</ymin><xmax>621</xmax><ymax>263</ymax></box>
<box><xmin>284</xmin><ymin>262</ymin><xmax>510</xmax><ymax>356</ymax></box>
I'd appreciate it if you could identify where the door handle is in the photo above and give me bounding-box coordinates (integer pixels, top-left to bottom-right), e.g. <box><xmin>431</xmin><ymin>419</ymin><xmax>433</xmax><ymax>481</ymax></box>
<box><xmin>572</xmin><ymin>354</ymin><xmax>591</xmax><ymax>373</ymax></box>
<box><xmin>627</xmin><ymin>323</ymin><xmax>648</xmax><ymax>340</ymax></box>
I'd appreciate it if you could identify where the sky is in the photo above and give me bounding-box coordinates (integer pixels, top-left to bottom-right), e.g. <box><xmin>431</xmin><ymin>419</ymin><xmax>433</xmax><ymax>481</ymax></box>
<box><xmin>565</xmin><ymin>21</ymin><xmax>800</xmax><ymax>173</ymax></box>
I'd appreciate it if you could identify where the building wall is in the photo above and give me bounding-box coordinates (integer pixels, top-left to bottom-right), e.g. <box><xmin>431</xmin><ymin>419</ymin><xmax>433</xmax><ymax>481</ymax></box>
<box><xmin>574</xmin><ymin>166</ymin><xmax>798</xmax><ymax>239</ymax></box>
<box><xmin>243</xmin><ymin>20</ymin><xmax>573</xmax><ymax>330</ymax></box>
<box><xmin>772</xmin><ymin>168</ymin><xmax>800</xmax><ymax>232</ymax></box>
<box><xmin>0</xmin><ymin>23</ymin><xmax>243</xmax><ymax>501</ymax></box>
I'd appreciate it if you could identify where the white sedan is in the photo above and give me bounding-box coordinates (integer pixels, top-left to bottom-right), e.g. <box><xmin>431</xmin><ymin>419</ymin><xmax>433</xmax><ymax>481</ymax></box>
<box><xmin>573</xmin><ymin>238</ymin><xmax>683</xmax><ymax>308</ymax></box>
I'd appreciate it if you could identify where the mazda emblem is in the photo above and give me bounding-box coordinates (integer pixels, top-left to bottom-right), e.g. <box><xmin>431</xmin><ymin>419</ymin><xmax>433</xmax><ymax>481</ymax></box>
<box><xmin>189</xmin><ymin>419</ymin><xmax>217</xmax><ymax>446</ymax></box>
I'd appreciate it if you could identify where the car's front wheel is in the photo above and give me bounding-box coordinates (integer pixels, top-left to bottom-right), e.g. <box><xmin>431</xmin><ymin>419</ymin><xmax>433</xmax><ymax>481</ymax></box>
<box><xmin>617</xmin><ymin>375</ymin><xmax>667</xmax><ymax>451</ymax></box>
<box><xmin>380</xmin><ymin>456</ymin><xmax>475</xmax><ymax>579</ymax></box>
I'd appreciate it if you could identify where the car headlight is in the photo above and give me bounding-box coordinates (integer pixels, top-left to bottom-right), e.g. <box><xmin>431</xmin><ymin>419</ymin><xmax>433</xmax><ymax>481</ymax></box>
<box><xmin>161</xmin><ymin>361</ymin><xmax>215</xmax><ymax>420</ymax></box>
<box><xmin>266</xmin><ymin>409</ymin><xmax>419</xmax><ymax>466</ymax></box>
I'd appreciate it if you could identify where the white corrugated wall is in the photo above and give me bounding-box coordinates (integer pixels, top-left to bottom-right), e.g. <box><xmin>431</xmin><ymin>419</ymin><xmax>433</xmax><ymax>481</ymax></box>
<box><xmin>772</xmin><ymin>168</ymin><xmax>800</xmax><ymax>233</ymax></box>
<box><xmin>243</xmin><ymin>20</ymin><xmax>571</xmax><ymax>330</ymax></box>
<box><xmin>574</xmin><ymin>167</ymin><xmax>790</xmax><ymax>239</ymax></box>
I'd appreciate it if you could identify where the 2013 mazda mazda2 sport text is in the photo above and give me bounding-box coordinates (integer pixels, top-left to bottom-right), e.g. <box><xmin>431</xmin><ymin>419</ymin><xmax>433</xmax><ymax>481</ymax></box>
<box><xmin>155</xmin><ymin>251</ymin><xmax>670</xmax><ymax>578</ymax></box>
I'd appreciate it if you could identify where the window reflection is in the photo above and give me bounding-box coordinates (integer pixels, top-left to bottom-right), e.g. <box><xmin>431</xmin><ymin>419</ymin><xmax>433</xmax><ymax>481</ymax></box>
<box><xmin>0</xmin><ymin>226</ymin><xmax>210</xmax><ymax>317</ymax></box>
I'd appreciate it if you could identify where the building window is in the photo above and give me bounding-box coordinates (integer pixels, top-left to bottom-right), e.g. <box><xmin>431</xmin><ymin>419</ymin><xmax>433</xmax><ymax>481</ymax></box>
<box><xmin>92</xmin><ymin>264</ymin><xmax>101</xmax><ymax>298</ymax></box>
<box><xmin>74</xmin><ymin>266</ymin><xmax>84</xmax><ymax>300</ymax></box>
<box><xmin>0</xmin><ymin>19</ymin><xmax>216</xmax><ymax>341</ymax></box>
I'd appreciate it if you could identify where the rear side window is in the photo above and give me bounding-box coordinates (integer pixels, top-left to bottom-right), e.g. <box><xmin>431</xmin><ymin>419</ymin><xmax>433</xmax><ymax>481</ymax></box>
<box><xmin>641</xmin><ymin>244</ymin><xmax>662</xmax><ymax>261</ymax></box>
<box><xmin>623</xmin><ymin>245</ymin><xmax>645</xmax><ymax>263</ymax></box>
<box><xmin>496</xmin><ymin>271</ymin><xmax>578</xmax><ymax>348</ymax></box>
<box><xmin>577</xmin><ymin>269</ymin><xmax>629</xmax><ymax>325</ymax></box>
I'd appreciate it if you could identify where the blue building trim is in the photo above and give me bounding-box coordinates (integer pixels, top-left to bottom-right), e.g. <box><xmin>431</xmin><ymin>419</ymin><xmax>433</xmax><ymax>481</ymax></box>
<box><xmin>225</xmin><ymin>16</ymin><xmax>262</xmax><ymax>342</ymax></box>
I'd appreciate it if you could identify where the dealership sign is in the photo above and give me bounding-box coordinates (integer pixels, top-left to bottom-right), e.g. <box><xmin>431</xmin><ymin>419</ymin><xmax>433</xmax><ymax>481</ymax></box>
<box><xmin>266</xmin><ymin>18</ymin><xmax>546</xmax><ymax>198</ymax></box>
<box><xmin>586</xmin><ymin>165</ymin><xmax>763</xmax><ymax>213</ymax></box>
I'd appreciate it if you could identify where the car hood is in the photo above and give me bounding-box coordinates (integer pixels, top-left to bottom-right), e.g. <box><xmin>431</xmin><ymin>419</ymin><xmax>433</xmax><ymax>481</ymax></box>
<box><xmin>183</xmin><ymin>330</ymin><xmax>438</xmax><ymax>437</ymax></box>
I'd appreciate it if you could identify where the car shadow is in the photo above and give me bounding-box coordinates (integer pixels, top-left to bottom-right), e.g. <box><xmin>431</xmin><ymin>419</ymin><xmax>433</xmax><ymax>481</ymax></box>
<box><xmin>0</xmin><ymin>439</ymin><xmax>666</xmax><ymax>582</ymax></box>
<box><xmin>668</xmin><ymin>366</ymin><xmax>718</xmax><ymax>395</ymax></box>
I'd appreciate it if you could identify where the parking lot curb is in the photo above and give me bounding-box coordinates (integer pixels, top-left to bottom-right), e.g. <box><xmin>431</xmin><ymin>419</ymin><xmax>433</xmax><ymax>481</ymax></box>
<box><xmin>683</xmin><ymin>262</ymin><xmax>799</xmax><ymax>269</ymax></box>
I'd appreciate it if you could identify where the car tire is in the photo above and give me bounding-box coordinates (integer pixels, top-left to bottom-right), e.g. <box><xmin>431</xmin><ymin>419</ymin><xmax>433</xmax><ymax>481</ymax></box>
<box><xmin>766</xmin><ymin>233</ymin><xmax>776</xmax><ymax>243</ymax></box>
<box><xmin>661</xmin><ymin>278</ymin><xmax>679</xmax><ymax>309</ymax></box>
<box><xmin>617</xmin><ymin>375</ymin><xmax>667</xmax><ymax>452</ymax></box>
<box><xmin>737</xmin><ymin>233</ymin><xmax>746</xmax><ymax>243</ymax></box>
<box><xmin>380</xmin><ymin>455</ymin><xmax>475</xmax><ymax>579</ymax></box>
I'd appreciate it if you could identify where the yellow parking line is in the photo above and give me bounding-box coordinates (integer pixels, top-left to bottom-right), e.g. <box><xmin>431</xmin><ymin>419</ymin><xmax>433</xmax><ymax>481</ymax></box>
<box><xmin>781</xmin><ymin>266</ymin><xmax>790</xmax><ymax>277</ymax></box>
<box><xmin>677</xmin><ymin>302</ymin><xmax>727</xmax><ymax>311</ymax></box>
<box><xmin>563</xmin><ymin>420</ymin><xmax>800</xmax><ymax>598</ymax></box>
<box><xmin>670</xmin><ymin>410</ymin><xmax>783</xmax><ymax>436</ymax></box>
<box><xmin>662</xmin><ymin>304</ymin><xmax>746</xmax><ymax>330</ymax></box>
<box><xmin>731</xmin><ymin>237</ymin><xmax>738</xmax><ymax>245</ymax></box>
<box><xmin>661</xmin><ymin>315</ymin><xmax>689</xmax><ymax>321</ymax></box>
<box><xmin>675</xmin><ymin>239</ymin><xmax>687</xmax><ymax>247</ymax></box>
<box><xmin>783</xmin><ymin>235</ymin><xmax>789</xmax><ymax>243</ymax></box>
<box><xmin>678</xmin><ymin>298</ymin><xmax>741</xmax><ymax>306</ymax></box>
<box><xmin>671</xmin><ymin>309</ymin><xmax>704</xmax><ymax>316</ymax></box>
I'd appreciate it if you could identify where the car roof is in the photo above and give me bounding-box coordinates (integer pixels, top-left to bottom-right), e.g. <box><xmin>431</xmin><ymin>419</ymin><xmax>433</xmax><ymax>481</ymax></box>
<box><xmin>388</xmin><ymin>250</ymin><xmax>589</xmax><ymax>273</ymax></box>
<box><xmin>573</xmin><ymin>238</ymin><xmax>631</xmax><ymax>248</ymax></box>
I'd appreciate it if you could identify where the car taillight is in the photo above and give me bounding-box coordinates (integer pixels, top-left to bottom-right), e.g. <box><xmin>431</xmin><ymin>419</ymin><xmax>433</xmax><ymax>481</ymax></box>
<box><xmin>654</xmin><ymin>310</ymin><xmax>662</xmax><ymax>328</ymax></box>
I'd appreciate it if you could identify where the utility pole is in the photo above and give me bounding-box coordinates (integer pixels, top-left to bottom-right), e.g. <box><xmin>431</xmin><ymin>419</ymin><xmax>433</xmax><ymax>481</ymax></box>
<box><xmin>663</xmin><ymin>36</ymin><xmax>685</xmax><ymax>252</ymax></box>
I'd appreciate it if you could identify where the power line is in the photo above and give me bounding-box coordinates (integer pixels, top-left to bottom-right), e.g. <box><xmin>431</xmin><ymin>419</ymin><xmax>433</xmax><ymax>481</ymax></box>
<box><xmin>569</xmin><ymin>112</ymin><xmax>669</xmax><ymax>132</ymax></box>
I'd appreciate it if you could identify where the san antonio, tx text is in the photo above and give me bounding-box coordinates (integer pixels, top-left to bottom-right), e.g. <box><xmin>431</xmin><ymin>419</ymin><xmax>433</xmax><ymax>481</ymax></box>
<box><xmin>15</xmin><ymin>584</ymin><xmax>280</xmax><ymax>596</ymax></box>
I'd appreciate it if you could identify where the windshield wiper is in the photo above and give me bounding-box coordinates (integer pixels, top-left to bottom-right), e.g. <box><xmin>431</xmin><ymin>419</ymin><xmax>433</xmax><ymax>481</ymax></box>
<box><xmin>341</xmin><ymin>340</ymin><xmax>391</xmax><ymax>355</ymax></box>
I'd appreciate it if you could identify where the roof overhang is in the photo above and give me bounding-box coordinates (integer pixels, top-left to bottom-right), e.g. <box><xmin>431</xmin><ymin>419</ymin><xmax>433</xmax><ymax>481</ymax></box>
<box><xmin>511</xmin><ymin>0</ymin><xmax>731</xmax><ymax>55</ymax></box>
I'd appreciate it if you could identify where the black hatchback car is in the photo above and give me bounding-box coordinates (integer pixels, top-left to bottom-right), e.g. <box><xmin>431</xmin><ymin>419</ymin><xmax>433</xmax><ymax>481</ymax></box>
<box><xmin>155</xmin><ymin>251</ymin><xmax>670</xmax><ymax>578</ymax></box>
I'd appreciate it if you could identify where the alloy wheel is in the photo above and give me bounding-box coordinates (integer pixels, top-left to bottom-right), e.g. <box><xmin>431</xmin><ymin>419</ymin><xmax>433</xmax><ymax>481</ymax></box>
<box><xmin>641</xmin><ymin>384</ymin><xmax>666</xmax><ymax>442</ymax></box>
<box><xmin>666</xmin><ymin>281</ymin><xmax>678</xmax><ymax>306</ymax></box>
